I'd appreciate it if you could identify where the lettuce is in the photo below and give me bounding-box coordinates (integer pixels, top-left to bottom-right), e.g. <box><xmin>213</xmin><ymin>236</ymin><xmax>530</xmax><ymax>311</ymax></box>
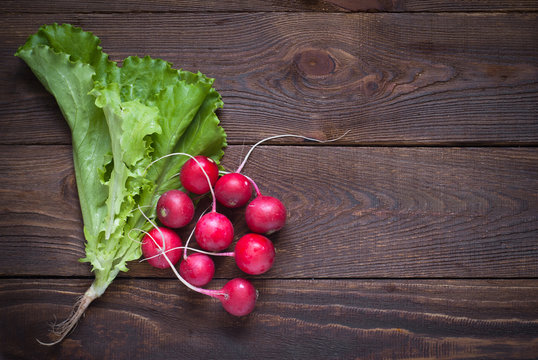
<box><xmin>15</xmin><ymin>23</ymin><xmax>226</xmax><ymax>344</ymax></box>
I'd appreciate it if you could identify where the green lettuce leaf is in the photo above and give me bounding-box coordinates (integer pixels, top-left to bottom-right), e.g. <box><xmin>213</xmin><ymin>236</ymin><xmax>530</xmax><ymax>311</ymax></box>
<box><xmin>87</xmin><ymin>58</ymin><xmax>226</xmax><ymax>287</ymax></box>
<box><xmin>15</xmin><ymin>25</ymin><xmax>114</xmax><ymax>266</ymax></box>
<box><xmin>15</xmin><ymin>24</ymin><xmax>227</xmax><ymax>299</ymax></box>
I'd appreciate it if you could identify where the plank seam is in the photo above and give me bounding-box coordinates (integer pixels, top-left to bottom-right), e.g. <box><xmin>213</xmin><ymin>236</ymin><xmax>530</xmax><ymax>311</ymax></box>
<box><xmin>1</xmin><ymin>143</ymin><xmax>538</xmax><ymax>148</ymax></box>
<box><xmin>3</xmin><ymin>10</ymin><xmax>538</xmax><ymax>15</ymax></box>
<box><xmin>1</xmin><ymin>275</ymin><xmax>538</xmax><ymax>281</ymax></box>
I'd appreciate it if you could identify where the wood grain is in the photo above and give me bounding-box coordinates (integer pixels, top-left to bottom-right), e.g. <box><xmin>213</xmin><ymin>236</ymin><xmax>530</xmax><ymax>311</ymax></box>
<box><xmin>1</xmin><ymin>278</ymin><xmax>536</xmax><ymax>359</ymax></box>
<box><xmin>1</xmin><ymin>145</ymin><xmax>536</xmax><ymax>278</ymax></box>
<box><xmin>2</xmin><ymin>13</ymin><xmax>537</xmax><ymax>145</ymax></box>
<box><xmin>2</xmin><ymin>0</ymin><xmax>538</xmax><ymax>13</ymax></box>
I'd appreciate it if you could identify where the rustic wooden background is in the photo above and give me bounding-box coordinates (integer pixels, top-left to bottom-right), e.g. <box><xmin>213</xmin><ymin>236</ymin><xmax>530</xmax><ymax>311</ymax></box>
<box><xmin>1</xmin><ymin>1</ymin><xmax>537</xmax><ymax>359</ymax></box>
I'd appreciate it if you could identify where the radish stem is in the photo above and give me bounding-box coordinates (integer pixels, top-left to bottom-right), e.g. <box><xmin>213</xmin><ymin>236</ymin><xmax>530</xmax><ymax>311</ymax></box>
<box><xmin>141</xmin><ymin>246</ymin><xmax>234</xmax><ymax>262</ymax></box>
<box><xmin>183</xmin><ymin>206</ymin><xmax>211</xmax><ymax>260</ymax></box>
<box><xmin>243</xmin><ymin>174</ymin><xmax>262</xmax><ymax>197</ymax></box>
<box><xmin>235</xmin><ymin>131</ymin><xmax>350</xmax><ymax>173</ymax></box>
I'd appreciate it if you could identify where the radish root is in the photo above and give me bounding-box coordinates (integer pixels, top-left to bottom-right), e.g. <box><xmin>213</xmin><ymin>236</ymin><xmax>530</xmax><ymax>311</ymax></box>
<box><xmin>235</xmin><ymin>130</ymin><xmax>350</xmax><ymax>173</ymax></box>
<box><xmin>37</xmin><ymin>284</ymin><xmax>99</xmax><ymax>346</ymax></box>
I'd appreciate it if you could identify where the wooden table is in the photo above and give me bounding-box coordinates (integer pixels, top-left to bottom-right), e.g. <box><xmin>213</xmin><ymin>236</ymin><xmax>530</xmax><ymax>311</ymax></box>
<box><xmin>1</xmin><ymin>1</ymin><xmax>537</xmax><ymax>359</ymax></box>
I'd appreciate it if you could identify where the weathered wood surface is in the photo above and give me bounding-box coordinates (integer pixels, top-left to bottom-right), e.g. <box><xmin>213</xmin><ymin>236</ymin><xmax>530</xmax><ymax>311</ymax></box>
<box><xmin>3</xmin><ymin>0</ymin><xmax>538</xmax><ymax>13</ymax></box>
<box><xmin>1</xmin><ymin>279</ymin><xmax>537</xmax><ymax>360</ymax></box>
<box><xmin>2</xmin><ymin>12</ymin><xmax>538</xmax><ymax>145</ymax></box>
<box><xmin>1</xmin><ymin>1</ymin><xmax>537</xmax><ymax>359</ymax></box>
<box><xmin>1</xmin><ymin>145</ymin><xmax>536</xmax><ymax>279</ymax></box>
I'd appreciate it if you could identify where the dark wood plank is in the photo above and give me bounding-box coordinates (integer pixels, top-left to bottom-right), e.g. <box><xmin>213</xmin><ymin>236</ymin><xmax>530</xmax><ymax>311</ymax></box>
<box><xmin>2</xmin><ymin>0</ymin><xmax>538</xmax><ymax>13</ymax></box>
<box><xmin>1</xmin><ymin>278</ymin><xmax>537</xmax><ymax>359</ymax></box>
<box><xmin>2</xmin><ymin>13</ymin><xmax>537</xmax><ymax>145</ymax></box>
<box><xmin>324</xmin><ymin>0</ymin><xmax>538</xmax><ymax>11</ymax></box>
<box><xmin>1</xmin><ymin>145</ymin><xmax>536</xmax><ymax>278</ymax></box>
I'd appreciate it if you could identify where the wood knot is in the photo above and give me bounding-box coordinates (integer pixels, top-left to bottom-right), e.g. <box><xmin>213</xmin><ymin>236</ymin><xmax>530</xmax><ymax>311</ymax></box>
<box><xmin>360</xmin><ymin>74</ymin><xmax>382</xmax><ymax>96</ymax></box>
<box><xmin>61</xmin><ymin>172</ymin><xmax>79</xmax><ymax>202</ymax></box>
<box><xmin>366</xmin><ymin>81</ymin><xmax>379</xmax><ymax>93</ymax></box>
<box><xmin>295</xmin><ymin>50</ymin><xmax>335</xmax><ymax>77</ymax></box>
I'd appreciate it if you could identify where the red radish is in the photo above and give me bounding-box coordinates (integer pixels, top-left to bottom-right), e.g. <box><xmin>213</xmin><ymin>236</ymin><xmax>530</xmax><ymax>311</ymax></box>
<box><xmin>217</xmin><ymin>278</ymin><xmax>257</xmax><ymax>316</ymax></box>
<box><xmin>234</xmin><ymin>234</ymin><xmax>275</xmax><ymax>275</ymax></box>
<box><xmin>180</xmin><ymin>155</ymin><xmax>219</xmax><ymax>194</ymax></box>
<box><xmin>215</xmin><ymin>173</ymin><xmax>252</xmax><ymax>208</ymax></box>
<box><xmin>156</xmin><ymin>189</ymin><xmax>194</xmax><ymax>228</ymax></box>
<box><xmin>180</xmin><ymin>253</ymin><xmax>215</xmax><ymax>286</ymax></box>
<box><xmin>141</xmin><ymin>227</ymin><xmax>182</xmax><ymax>269</ymax></box>
<box><xmin>188</xmin><ymin>276</ymin><xmax>257</xmax><ymax>317</ymax></box>
<box><xmin>195</xmin><ymin>212</ymin><xmax>234</xmax><ymax>251</ymax></box>
<box><xmin>245</xmin><ymin>195</ymin><xmax>286</xmax><ymax>235</ymax></box>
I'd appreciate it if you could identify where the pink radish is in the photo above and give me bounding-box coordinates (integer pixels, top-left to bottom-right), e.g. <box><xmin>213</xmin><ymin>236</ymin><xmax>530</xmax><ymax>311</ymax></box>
<box><xmin>179</xmin><ymin>253</ymin><xmax>215</xmax><ymax>287</ymax></box>
<box><xmin>245</xmin><ymin>194</ymin><xmax>287</xmax><ymax>235</ymax></box>
<box><xmin>156</xmin><ymin>189</ymin><xmax>194</xmax><ymax>228</ymax></box>
<box><xmin>214</xmin><ymin>172</ymin><xmax>252</xmax><ymax>208</ymax></box>
<box><xmin>195</xmin><ymin>212</ymin><xmax>234</xmax><ymax>251</ymax></box>
<box><xmin>183</xmin><ymin>159</ymin><xmax>235</xmax><ymax>252</ymax></box>
<box><xmin>180</xmin><ymin>207</ymin><xmax>218</xmax><ymax>285</ymax></box>
<box><xmin>180</xmin><ymin>155</ymin><xmax>219</xmax><ymax>195</ymax></box>
<box><xmin>216</xmin><ymin>278</ymin><xmax>257</xmax><ymax>316</ymax></box>
<box><xmin>216</xmin><ymin>169</ymin><xmax>286</xmax><ymax>234</ymax></box>
<box><xmin>141</xmin><ymin>227</ymin><xmax>182</xmax><ymax>269</ymax></box>
<box><xmin>233</xmin><ymin>233</ymin><xmax>275</xmax><ymax>275</ymax></box>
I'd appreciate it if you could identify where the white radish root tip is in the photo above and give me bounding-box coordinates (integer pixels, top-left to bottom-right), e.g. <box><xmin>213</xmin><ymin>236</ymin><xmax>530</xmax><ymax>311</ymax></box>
<box><xmin>36</xmin><ymin>286</ymin><xmax>98</xmax><ymax>346</ymax></box>
<box><xmin>235</xmin><ymin>130</ymin><xmax>350</xmax><ymax>173</ymax></box>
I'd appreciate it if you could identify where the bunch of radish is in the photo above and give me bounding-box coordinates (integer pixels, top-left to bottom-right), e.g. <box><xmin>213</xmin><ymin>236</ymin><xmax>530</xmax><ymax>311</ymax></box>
<box><xmin>140</xmin><ymin>146</ymin><xmax>285</xmax><ymax>316</ymax></box>
<box><xmin>139</xmin><ymin>133</ymin><xmax>347</xmax><ymax>316</ymax></box>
